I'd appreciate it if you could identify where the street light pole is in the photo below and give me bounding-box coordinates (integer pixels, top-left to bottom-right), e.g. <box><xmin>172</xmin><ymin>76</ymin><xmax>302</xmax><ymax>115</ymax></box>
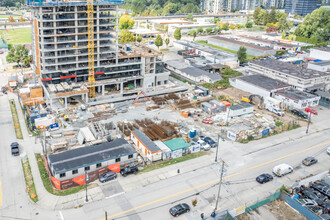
<box><xmin>306</xmin><ymin>111</ymin><xmax>312</xmax><ymax>134</ymax></box>
<box><xmin>213</xmin><ymin>160</ymin><xmax>225</xmax><ymax>217</ymax></box>
<box><xmin>85</xmin><ymin>171</ymin><xmax>88</xmax><ymax>202</ymax></box>
<box><xmin>215</xmin><ymin>134</ymin><xmax>219</xmax><ymax>162</ymax></box>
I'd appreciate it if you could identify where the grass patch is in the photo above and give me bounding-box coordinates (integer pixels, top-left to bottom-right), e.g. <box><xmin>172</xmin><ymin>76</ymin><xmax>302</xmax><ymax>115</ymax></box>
<box><xmin>139</xmin><ymin>151</ymin><xmax>208</xmax><ymax>174</ymax></box>
<box><xmin>9</xmin><ymin>99</ymin><xmax>23</xmax><ymax>139</ymax></box>
<box><xmin>35</xmin><ymin>154</ymin><xmax>87</xmax><ymax>196</ymax></box>
<box><xmin>0</xmin><ymin>28</ymin><xmax>32</xmax><ymax>44</ymax></box>
<box><xmin>21</xmin><ymin>159</ymin><xmax>38</xmax><ymax>203</ymax></box>
<box><xmin>196</xmin><ymin>40</ymin><xmax>255</xmax><ymax>58</ymax></box>
<box><xmin>275</xmin><ymin>121</ymin><xmax>283</xmax><ymax>127</ymax></box>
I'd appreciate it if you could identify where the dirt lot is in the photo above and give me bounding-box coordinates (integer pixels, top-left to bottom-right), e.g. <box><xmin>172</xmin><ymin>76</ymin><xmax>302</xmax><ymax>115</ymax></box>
<box><xmin>237</xmin><ymin>200</ymin><xmax>307</xmax><ymax>220</ymax></box>
<box><xmin>213</xmin><ymin>88</ymin><xmax>307</xmax><ymax>126</ymax></box>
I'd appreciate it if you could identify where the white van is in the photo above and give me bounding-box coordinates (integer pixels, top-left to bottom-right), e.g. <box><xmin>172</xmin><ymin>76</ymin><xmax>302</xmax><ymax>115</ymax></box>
<box><xmin>272</xmin><ymin>164</ymin><xmax>293</xmax><ymax>177</ymax></box>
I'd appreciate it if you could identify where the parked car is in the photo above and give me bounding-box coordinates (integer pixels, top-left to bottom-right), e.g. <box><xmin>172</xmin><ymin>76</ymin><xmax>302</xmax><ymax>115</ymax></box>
<box><xmin>11</xmin><ymin>142</ymin><xmax>19</xmax><ymax>156</ymax></box>
<box><xmin>327</xmin><ymin>147</ymin><xmax>330</xmax><ymax>155</ymax></box>
<box><xmin>169</xmin><ymin>203</ymin><xmax>190</xmax><ymax>217</ymax></box>
<box><xmin>99</xmin><ymin>171</ymin><xmax>117</xmax><ymax>183</ymax></box>
<box><xmin>291</xmin><ymin>109</ymin><xmax>308</xmax><ymax>119</ymax></box>
<box><xmin>300</xmin><ymin>199</ymin><xmax>318</xmax><ymax>208</ymax></box>
<box><xmin>302</xmin><ymin>157</ymin><xmax>318</xmax><ymax>166</ymax></box>
<box><xmin>302</xmin><ymin>189</ymin><xmax>323</xmax><ymax>205</ymax></box>
<box><xmin>272</xmin><ymin>164</ymin><xmax>293</xmax><ymax>177</ymax></box>
<box><xmin>296</xmin><ymin>51</ymin><xmax>303</xmax><ymax>54</ymax></box>
<box><xmin>197</xmin><ymin>140</ymin><xmax>211</xmax><ymax>151</ymax></box>
<box><xmin>256</xmin><ymin>173</ymin><xmax>273</xmax><ymax>184</ymax></box>
<box><xmin>305</xmin><ymin>107</ymin><xmax>318</xmax><ymax>115</ymax></box>
<box><xmin>203</xmin><ymin>137</ymin><xmax>217</xmax><ymax>148</ymax></box>
<box><xmin>311</xmin><ymin>182</ymin><xmax>330</xmax><ymax>197</ymax></box>
<box><xmin>120</xmin><ymin>164</ymin><xmax>138</xmax><ymax>177</ymax></box>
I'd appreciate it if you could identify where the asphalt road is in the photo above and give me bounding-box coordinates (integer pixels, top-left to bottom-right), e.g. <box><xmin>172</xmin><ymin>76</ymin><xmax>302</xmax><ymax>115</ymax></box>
<box><xmin>60</xmin><ymin>128</ymin><xmax>330</xmax><ymax>220</ymax></box>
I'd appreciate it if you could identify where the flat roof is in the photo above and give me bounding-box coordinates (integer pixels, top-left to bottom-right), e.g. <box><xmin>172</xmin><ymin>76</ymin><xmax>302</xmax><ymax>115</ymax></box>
<box><xmin>48</xmin><ymin>138</ymin><xmax>136</xmax><ymax>174</ymax></box>
<box><xmin>312</xmin><ymin>47</ymin><xmax>330</xmax><ymax>52</ymax></box>
<box><xmin>237</xmin><ymin>74</ymin><xmax>291</xmax><ymax>91</ymax></box>
<box><xmin>275</xmin><ymin>88</ymin><xmax>319</xmax><ymax>101</ymax></box>
<box><xmin>164</xmin><ymin>138</ymin><xmax>190</xmax><ymax>151</ymax></box>
<box><xmin>239</xmin><ymin>35</ymin><xmax>295</xmax><ymax>48</ymax></box>
<box><xmin>180</xmin><ymin>67</ymin><xmax>222</xmax><ymax>81</ymax></box>
<box><xmin>230</xmin><ymin>102</ymin><xmax>253</xmax><ymax>110</ymax></box>
<box><xmin>250</xmin><ymin>60</ymin><xmax>330</xmax><ymax>79</ymax></box>
<box><xmin>309</xmin><ymin>60</ymin><xmax>330</xmax><ymax>66</ymax></box>
<box><xmin>175</xmin><ymin>40</ymin><xmax>237</xmax><ymax>59</ymax></box>
<box><xmin>209</xmin><ymin>36</ymin><xmax>274</xmax><ymax>51</ymax></box>
<box><xmin>132</xmin><ymin>130</ymin><xmax>160</xmax><ymax>152</ymax></box>
<box><xmin>129</xmin><ymin>28</ymin><xmax>161</xmax><ymax>35</ymax></box>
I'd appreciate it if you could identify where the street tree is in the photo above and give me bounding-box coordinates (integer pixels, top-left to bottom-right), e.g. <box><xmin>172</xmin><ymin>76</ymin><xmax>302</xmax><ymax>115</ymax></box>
<box><xmin>187</xmin><ymin>13</ymin><xmax>193</xmax><ymax>21</ymax></box>
<box><xmin>173</xmin><ymin>28</ymin><xmax>181</xmax><ymax>40</ymax></box>
<box><xmin>197</xmin><ymin>27</ymin><xmax>203</xmax><ymax>34</ymax></box>
<box><xmin>193</xmin><ymin>30</ymin><xmax>197</xmax><ymax>40</ymax></box>
<box><xmin>165</xmin><ymin>38</ymin><xmax>170</xmax><ymax>47</ymax></box>
<box><xmin>119</xmin><ymin>15</ymin><xmax>135</xmax><ymax>29</ymax></box>
<box><xmin>155</xmin><ymin>34</ymin><xmax>163</xmax><ymax>49</ymax></box>
<box><xmin>253</xmin><ymin>7</ymin><xmax>261</xmax><ymax>24</ymax></box>
<box><xmin>206</xmin><ymin>27</ymin><xmax>213</xmax><ymax>34</ymax></box>
<box><xmin>137</xmin><ymin>34</ymin><xmax>142</xmax><ymax>42</ymax></box>
<box><xmin>277</xmin><ymin>14</ymin><xmax>291</xmax><ymax>33</ymax></box>
<box><xmin>237</xmin><ymin>46</ymin><xmax>247</xmax><ymax>64</ymax></box>
<box><xmin>245</xmin><ymin>22</ymin><xmax>253</xmax><ymax>28</ymax></box>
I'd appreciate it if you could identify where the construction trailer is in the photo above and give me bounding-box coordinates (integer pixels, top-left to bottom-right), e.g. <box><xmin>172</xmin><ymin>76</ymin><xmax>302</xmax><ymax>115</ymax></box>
<box><xmin>154</xmin><ymin>140</ymin><xmax>171</xmax><ymax>160</ymax></box>
<box><xmin>28</xmin><ymin>0</ymin><xmax>170</xmax><ymax>107</ymax></box>
<box><xmin>163</xmin><ymin>138</ymin><xmax>190</xmax><ymax>159</ymax></box>
<box><xmin>131</xmin><ymin>130</ymin><xmax>162</xmax><ymax>162</ymax></box>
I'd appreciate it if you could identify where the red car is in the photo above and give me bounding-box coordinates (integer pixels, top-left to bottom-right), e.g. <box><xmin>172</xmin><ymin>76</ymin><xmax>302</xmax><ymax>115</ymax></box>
<box><xmin>305</xmin><ymin>107</ymin><xmax>318</xmax><ymax>115</ymax></box>
<box><xmin>296</xmin><ymin>51</ymin><xmax>303</xmax><ymax>54</ymax></box>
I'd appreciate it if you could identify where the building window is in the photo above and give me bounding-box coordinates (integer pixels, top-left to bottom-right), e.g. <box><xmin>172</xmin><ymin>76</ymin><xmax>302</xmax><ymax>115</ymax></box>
<box><xmin>60</xmin><ymin>173</ymin><xmax>66</xmax><ymax>178</ymax></box>
<box><xmin>96</xmin><ymin>163</ymin><xmax>102</xmax><ymax>168</ymax></box>
<box><xmin>85</xmin><ymin>166</ymin><xmax>90</xmax><ymax>171</ymax></box>
<box><xmin>115</xmin><ymin>158</ymin><xmax>121</xmax><ymax>162</ymax></box>
<box><xmin>72</xmin><ymin>169</ymin><xmax>78</xmax><ymax>175</ymax></box>
<box><xmin>128</xmin><ymin>154</ymin><xmax>133</xmax><ymax>159</ymax></box>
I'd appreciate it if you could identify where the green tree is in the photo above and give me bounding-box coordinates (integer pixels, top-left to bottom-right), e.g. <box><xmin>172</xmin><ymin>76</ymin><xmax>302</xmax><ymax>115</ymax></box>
<box><xmin>269</xmin><ymin>7</ymin><xmax>277</xmax><ymax>24</ymax></box>
<box><xmin>253</xmin><ymin>7</ymin><xmax>261</xmax><ymax>24</ymax></box>
<box><xmin>263</xmin><ymin>10</ymin><xmax>270</xmax><ymax>25</ymax></box>
<box><xmin>197</xmin><ymin>26</ymin><xmax>203</xmax><ymax>33</ymax></box>
<box><xmin>165</xmin><ymin>25</ymin><xmax>168</xmax><ymax>33</ymax></box>
<box><xmin>165</xmin><ymin>38</ymin><xmax>170</xmax><ymax>47</ymax></box>
<box><xmin>256</xmin><ymin>10</ymin><xmax>266</xmax><ymax>25</ymax></box>
<box><xmin>173</xmin><ymin>28</ymin><xmax>181</xmax><ymax>40</ymax></box>
<box><xmin>119</xmin><ymin>30</ymin><xmax>136</xmax><ymax>43</ymax></box>
<box><xmin>6</xmin><ymin>45</ymin><xmax>29</xmax><ymax>66</ymax></box>
<box><xmin>237</xmin><ymin>46</ymin><xmax>247</xmax><ymax>64</ymax></box>
<box><xmin>245</xmin><ymin>22</ymin><xmax>253</xmax><ymax>28</ymax></box>
<box><xmin>205</xmin><ymin>27</ymin><xmax>213</xmax><ymax>33</ymax></box>
<box><xmin>119</xmin><ymin>15</ymin><xmax>135</xmax><ymax>29</ymax></box>
<box><xmin>294</xmin><ymin>7</ymin><xmax>330</xmax><ymax>42</ymax></box>
<box><xmin>137</xmin><ymin>34</ymin><xmax>143</xmax><ymax>42</ymax></box>
<box><xmin>155</xmin><ymin>34</ymin><xmax>163</xmax><ymax>49</ymax></box>
<box><xmin>186</xmin><ymin>13</ymin><xmax>193</xmax><ymax>21</ymax></box>
<box><xmin>193</xmin><ymin>30</ymin><xmax>197</xmax><ymax>40</ymax></box>
<box><xmin>214</xmin><ymin>17</ymin><xmax>220</xmax><ymax>24</ymax></box>
<box><xmin>277</xmin><ymin>14</ymin><xmax>291</xmax><ymax>33</ymax></box>
<box><xmin>147</xmin><ymin>24</ymin><xmax>150</xmax><ymax>29</ymax></box>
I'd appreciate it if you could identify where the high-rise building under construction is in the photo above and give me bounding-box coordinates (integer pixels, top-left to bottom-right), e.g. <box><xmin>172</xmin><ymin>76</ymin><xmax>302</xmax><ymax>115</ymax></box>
<box><xmin>28</xmin><ymin>0</ymin><xmax>172</xmax><ymax>107</ymax></box>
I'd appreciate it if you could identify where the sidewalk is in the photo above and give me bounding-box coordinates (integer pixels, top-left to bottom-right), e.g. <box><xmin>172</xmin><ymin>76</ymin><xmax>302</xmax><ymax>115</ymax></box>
<box><xmin>10</xmin><ymin>92</ymin><xmax>330</xmax><ymax>211</ymax></box>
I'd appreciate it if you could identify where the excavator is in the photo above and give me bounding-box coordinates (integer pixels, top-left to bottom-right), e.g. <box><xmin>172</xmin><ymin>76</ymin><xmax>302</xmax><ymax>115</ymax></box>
<box><xmin>242</xmin><ymin>94</ymin><xmax>264</xmax><ymax>109</ymax></box>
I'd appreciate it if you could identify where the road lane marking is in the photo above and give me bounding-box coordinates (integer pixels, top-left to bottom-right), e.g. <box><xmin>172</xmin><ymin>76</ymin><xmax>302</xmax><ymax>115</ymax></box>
<box><xmin>105</xmin><ymin>192</ymin><xmax>125</xmax><ymax>199</ymax></box>
<box><xmin>0</xmin><ymin>176</ymin><xmax>2</xmax><ymax>207</ymax></box>
<box><xmin>59</xmin><ymin>211</ymin><xmax>64</xmax><ymax>220</ymax></box>
<box><xmin>104</xmin><ymin>140</ymin><xmax>330</xmax><ymax>219</ymax></box>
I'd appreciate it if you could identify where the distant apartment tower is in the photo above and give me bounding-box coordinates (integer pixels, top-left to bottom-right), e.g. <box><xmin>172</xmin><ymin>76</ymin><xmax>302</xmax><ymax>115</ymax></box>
<box><xmin>28</xmin><ymin>0</ymin><xmax>169</xmax><ymax>105</ymax></box>
<box><xmin>285</xmin><ymin>0</ymin><xmax>319</xmax><ymax>16</ymax></box>
<box><xmin>201</xmin><ymin>0</ymin><xmax>260</xmax><ymax>13</ymax></box>
<box><xmin>263</xmin><ymin>0</ymin><xmax>285</xmax><ymax>8</ymax></box>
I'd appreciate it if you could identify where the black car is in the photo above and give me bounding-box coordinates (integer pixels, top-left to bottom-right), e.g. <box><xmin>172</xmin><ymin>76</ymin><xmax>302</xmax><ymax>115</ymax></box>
<box><xmin>302</xmin><ymin>189</ymin><xmax>324</xmax><ymax>205</ymax></box>
<box><xmin>302</xmin><ymin>157</ymin><xmax>318</xmax><ymax>166</ymax></box>
<box><xmin>291</xmin><ymin>109</ymin><xmax>308</xmax><ymax>119</ymax></box>
<box><xmin>203</xmin><ymin>137</ymin><xmax>217</xmax><ymax>148</ymax></box>
<box><xmin>11</xmin><ymin>142</ymin><xmax>19</xmax><ymax>156</ymax></box>
<box><xmin>120</xmin><ymin>164</ymin><xmax>138</xmax><ymax>177</ymax></box>
<box><xmin>99</xmin><ymin>171</ymin><xmax>117</xmax><ymax>183</ymax></box>
<box><xmin>256</xmin><ymin>173</ymin><xmax>273</xmax><ymax>184</ymax></box>
<box><xmin>311</xmin><ymin>182</ymin><xmax>330</xmax><ymax>197</ymax></box>
<box><xmin>169</xmin><ymin>203</ymin><xmax>190</xmax><ymax>217</ymax></box>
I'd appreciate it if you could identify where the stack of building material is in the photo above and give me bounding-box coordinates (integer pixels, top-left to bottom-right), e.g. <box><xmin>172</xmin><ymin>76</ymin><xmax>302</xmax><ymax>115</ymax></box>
<box><xmin>55</xmin><ymin>84</ymin><xmax>65</xmax><ymax>92</ymax></box>
<box><xmin>48</xmin><ymin>84</ymin><xmax>57</xmax><ymax>93</ymax></box>
<box><xmin>61</xmin><ymin>82</ymin><xmax>71</xmax><ymax>91</ymax></box>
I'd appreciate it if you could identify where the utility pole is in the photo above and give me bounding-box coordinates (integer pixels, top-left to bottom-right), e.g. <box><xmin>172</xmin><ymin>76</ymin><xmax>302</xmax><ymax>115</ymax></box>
<box><xmin>85</xmin><ymin>171</ymin><xmax>89</xmax><ymax>202</ymax></box>
<box><xmin>215</xmin><ymin>134</ymin><xmax>220</xmax><ymax>162</ymax></box>
<box><xmin>306</xmin><ymin>111</ymin><xmax>311</xmax><ymax>134</ymax></box>
<box><xmin>105</xmin><ymin>211</ymin><xmax>107</xmax><ymax>220</ymax></box>
<box><xmin>213</xmin><ymin>160</ymin><xmax>225</xmax><ymax>217</ymax></box>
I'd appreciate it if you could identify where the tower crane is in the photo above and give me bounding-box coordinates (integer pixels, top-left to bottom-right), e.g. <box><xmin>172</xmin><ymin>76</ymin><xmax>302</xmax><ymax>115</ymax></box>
<box><xmin>87</xmin><ymin>0</ymin><xmax>95</xmax><ymax>98</ymax></box>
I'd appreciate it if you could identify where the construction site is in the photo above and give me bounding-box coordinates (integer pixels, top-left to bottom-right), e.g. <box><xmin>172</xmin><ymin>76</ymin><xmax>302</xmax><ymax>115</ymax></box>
<box><xmin>29</xmin><ymin>0</ymin><xmax>187</xmax><ymax>109</ymax></box>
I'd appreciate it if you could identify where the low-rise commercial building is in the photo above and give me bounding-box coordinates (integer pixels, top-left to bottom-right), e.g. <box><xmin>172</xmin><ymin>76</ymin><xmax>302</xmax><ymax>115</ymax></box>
<box><xmin>163</xmin><ymin>138</ymin><xmax>190</xmax><ymax>159</ymax></box>
<box><xmin>274</xmin><ymin>88</ymin><xmax>320</xmax><ymax>109</ymax></box>
<box><xmin>131</xmin><ymin>130</ymin><xmax>162</xmax><ymax>162</ymax></box>
<box><xmin>230</xmin><ymin>74</ymin><xmax>291</xmax><ymax>97</ymax></box>
<box><xmin>47</xmin><ymin>138</ymin><xmax>137</xmax><ymax>190</ymax></box>
<box><xmin>309</xmin><ymin>47</ymin><xmax>330</xmax><ymax>61</ymax></box>
<box><xmin>208</xmin><ymin>36</ymin><xmax>277</xmax><ymax>57</ymax></box>
<box><xmin>249</xmin><ymin>60</ymin><xmax>330</xmax><ymax>90</ymax></box>
<box><xmin>228</xmin><ymin>102</ymin><xmax>254</xmax><ymax>118</ymax></box>
<box><xmin>307</xmin><ymin>60</ymin><xmax>330</xmax><ymax>72</ymax></box>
